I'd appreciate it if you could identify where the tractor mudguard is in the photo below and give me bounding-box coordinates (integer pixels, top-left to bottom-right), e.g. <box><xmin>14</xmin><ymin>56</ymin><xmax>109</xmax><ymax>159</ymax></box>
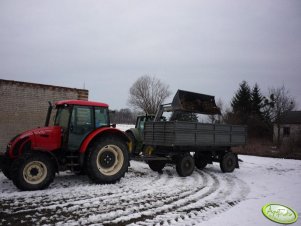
<box><xmin>79</xmin><ymin>127</ymin><xmax>129</xmax><ymax>153</ymax></box>
<box><xmin>126</xmin><ymin>128</ymin><xmax>142</xmax><ymax>143</ymax></box>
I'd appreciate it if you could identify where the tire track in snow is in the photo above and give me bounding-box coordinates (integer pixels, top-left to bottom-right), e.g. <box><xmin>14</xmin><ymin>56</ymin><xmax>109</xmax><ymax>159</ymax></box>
<box><xmin>0</xmin><ymin>161</ymin><xmax>249</xmax><ymax>226</ymax></box>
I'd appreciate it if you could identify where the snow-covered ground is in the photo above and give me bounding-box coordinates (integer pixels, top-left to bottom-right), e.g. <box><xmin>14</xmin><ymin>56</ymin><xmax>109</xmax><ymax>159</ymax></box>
<box><xmin>1</xmin><ymin>155</ymin><xmax>300</xmax><ymax>225</ymax></box>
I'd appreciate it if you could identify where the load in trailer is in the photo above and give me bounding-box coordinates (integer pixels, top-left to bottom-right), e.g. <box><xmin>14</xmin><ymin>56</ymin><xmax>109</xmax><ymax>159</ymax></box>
<box><xmin>0</xmin><ymin>100</ymin><xmax>129</xmax><ymax>191</ymax></box>
<box><xmin>126</xmin><ymin>90</ymin><xmax>247</xmax><ymax>176</ymax></box>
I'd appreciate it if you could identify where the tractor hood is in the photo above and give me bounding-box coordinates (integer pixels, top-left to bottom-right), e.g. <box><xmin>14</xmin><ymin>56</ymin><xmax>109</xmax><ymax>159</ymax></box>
<box><xmin>7</xmin><ymin>126</ymin><xmax>62</xmax><ymax>158</ymax></box>
<box><xmin>16</xmin><ymin>126</ymin><xmax>58</xmax><ymax>140</ymax></box>
<box><xmin>171</xmin><ymin>90</ymin><xmax>221</xmax><ymax>115</ymax></box>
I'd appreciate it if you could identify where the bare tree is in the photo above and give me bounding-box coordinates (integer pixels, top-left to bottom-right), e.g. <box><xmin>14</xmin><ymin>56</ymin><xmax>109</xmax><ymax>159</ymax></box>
<box><xmin>128</xmin><ymin>75</ymin><xmax>171</xmax><ymax>114</ymax></box>
<box><xmin>268</xmin><ymin>85</ymin><xmax>296</xmax><ymax>145</ymax></box>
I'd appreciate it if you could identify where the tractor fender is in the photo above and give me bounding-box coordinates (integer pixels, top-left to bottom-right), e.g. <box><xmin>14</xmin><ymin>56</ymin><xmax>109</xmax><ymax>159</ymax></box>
<box><xmin>125</xmin><ymin>128</ymin><xmax>142</xmax><ymax>143</ymax></box>
<box><xmin>79</xmin><ymin>127</ymin><xmax>129</xmax><ymax>154</ymax></box>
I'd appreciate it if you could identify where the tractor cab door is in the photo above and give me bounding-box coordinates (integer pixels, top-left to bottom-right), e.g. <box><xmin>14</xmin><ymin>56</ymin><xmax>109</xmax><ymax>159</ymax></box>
<box><xmin>68</xmin><ymin>106</ymin><xmax>94</xmax><ymax>151</ymax></box>
<box><xmin>68</xmin><ymin>106</ymin><xmax>110</xmax><ymax>151</ymax></box>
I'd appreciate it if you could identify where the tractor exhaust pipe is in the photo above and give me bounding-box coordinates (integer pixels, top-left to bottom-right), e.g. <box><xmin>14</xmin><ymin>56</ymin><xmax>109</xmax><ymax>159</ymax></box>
<box><xmin>45</xmin><ymin>101</ymin><xmax>53</xmax><ymax>127</ymax></box>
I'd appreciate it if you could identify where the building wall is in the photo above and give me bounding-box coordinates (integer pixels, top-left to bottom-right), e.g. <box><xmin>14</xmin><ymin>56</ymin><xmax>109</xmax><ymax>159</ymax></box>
<box><xmin>0</xmin><ymin>79</ymin><xmax>88</xmax><ymax>152</ymax></box>
<box><xmin>273</xmin><ymin>124</ymin><xmax>301</xmax><ymax>144</ymax></box>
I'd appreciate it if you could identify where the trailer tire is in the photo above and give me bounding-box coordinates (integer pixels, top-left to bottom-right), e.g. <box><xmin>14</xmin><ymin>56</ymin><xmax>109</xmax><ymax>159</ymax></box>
<box><xmin>194</xmin><ymin>153</ymin><xmax>208</xmax><ymax>170</ymax></box>
<box><xmin>148</xmin><ymin>160</ymin><xmax>166</xmax><ymax>172</ymax></box>
<box><xmin>86</xmin><ymin>138</ymin><xmax>129</xmax><ymax>184</ymax></box>
<box><xmin>220</xmin><ymin>152</ymin><xmax>236</xmax><ymax>173</ymax></box>
<box><xmin>11</xmin><ymin>153</ymin><xmax>55</xmax><ymax>191</ymax></box>
<box><xmin>176</xmin><ymin>154</ymin><xmax>195</xmax><ymax>177</ymax></box>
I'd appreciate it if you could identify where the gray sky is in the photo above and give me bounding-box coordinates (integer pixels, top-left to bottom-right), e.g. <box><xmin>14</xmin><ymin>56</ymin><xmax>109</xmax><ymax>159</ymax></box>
<box><xmin>1</xmin><ymin>0</ymin><xmax>301</xmax><ymax>110</ymax></box>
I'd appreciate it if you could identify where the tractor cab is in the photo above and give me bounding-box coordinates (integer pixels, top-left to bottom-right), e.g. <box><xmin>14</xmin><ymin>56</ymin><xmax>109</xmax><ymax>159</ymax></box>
<box><xmin>52</xmin><ymin>100</ymin><xmax>110</xmax><ymax>151</ymax></box>
<box><xmin>135</xmin><ymin>115</ymin><xmax>155</xmax><ymax>131</ymax></box>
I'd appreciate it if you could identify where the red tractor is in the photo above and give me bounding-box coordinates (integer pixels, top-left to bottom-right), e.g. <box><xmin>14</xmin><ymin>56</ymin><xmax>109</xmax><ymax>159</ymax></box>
<box><xmin>0</xmin><ymin>100</ymin><xmax>130</xmax><ymax>191</ymax></box>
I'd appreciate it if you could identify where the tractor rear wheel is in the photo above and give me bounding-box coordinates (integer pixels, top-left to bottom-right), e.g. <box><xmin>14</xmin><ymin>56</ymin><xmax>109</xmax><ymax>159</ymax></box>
<box><xmin>148</xmin><ymin>160</ymin><xmax>166</xmax><ymax>172</ymax></box>
<box><xmin>86</xmin><ymin>138</ymin><xmax>129</xmax><ymax>184</ymax></box>
<box><xmin>220</xmin><ymin>152</ymin><xmax>237</xmax><ymax>173</ymax></box>
<box><xmin>176</xmin><ymin>154</ymin><xmax>195</xmax><ymax>177</ymax></box>
<box><xmin>11</xmin><ymin>153</ymin><xmax>55</xmax><ymax>191</ymax></box>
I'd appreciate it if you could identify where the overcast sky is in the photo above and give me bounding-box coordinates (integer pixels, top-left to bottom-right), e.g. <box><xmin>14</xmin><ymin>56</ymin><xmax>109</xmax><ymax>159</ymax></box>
<box><xmin>1</xmin><ymin>0</ymin><xmax>300</xmax><ymax>110</ymax></box>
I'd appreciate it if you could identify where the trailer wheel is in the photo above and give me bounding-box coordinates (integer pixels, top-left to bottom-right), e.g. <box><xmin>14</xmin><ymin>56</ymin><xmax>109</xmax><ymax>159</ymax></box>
<box><xmin>176</xmin><ymin>154</ymin><xmax>195</xmax><ymax>177</ymax></box>
<box><xmin>11</xmin><ymin>153</ymin><xmax>55</xmax><ymax>191</ymax></box>
<box><xmin>148</xmin><ymin>160</ymin><xmax>166</xmax><ymax>172</ymax></box>
<box><xmin>194</xmin><ymin>153</ymin><xmax>208</xmax><ymax>170</ymax></box>
<box><xmin>220</xmin><ymin>152</ymin><xmax>237</xmax><ymax>173</ymax></box>
<box><xmin>86</xmin><ymin>138</ymin><xmax>129</xmax><ymax>184</ymax></box>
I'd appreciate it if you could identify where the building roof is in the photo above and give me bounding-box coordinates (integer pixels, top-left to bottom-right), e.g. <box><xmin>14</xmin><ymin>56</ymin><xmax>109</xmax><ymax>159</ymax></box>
<box><xmin>55</xmin><ymin>100</ymin><xmax>108</xmax><ymax>108</ymax></box>
<box><xmin>0</xmin><ymin>79</ymin><xmax>87</xmax><ymax>92</ymax></box>
<box><xmin>280</xmin><ymin>111</ymin><xmax>301</xmax><ymax>124</ymax></box>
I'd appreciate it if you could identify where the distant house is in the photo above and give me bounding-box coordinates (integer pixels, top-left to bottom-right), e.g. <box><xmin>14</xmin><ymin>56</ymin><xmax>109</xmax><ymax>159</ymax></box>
<box><xmin>273</xmin><ymin>111</ymin><xmax>301</xmax><ymax>144</ymax></box>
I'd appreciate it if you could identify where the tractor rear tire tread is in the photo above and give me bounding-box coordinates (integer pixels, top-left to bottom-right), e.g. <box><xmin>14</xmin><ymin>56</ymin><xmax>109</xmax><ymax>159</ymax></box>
<box><xmin>86</xmin><ymin>138</ymin><xmax>129</xmax><ymax>184</ymax></box>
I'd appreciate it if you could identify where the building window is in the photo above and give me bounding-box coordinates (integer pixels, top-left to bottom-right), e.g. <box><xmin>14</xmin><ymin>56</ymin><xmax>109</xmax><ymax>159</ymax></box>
<box><xmin>283</xmin><ymin>127</ymin><xmax>290</xmax><ymax>137</ymax></box>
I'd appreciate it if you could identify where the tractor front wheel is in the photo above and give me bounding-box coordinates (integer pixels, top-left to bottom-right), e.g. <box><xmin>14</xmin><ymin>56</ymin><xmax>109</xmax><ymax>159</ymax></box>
<box><xmin>11</xmin><ymin>153</ymin><xmax>55</xmax><ymax>191</ymax></box>
<box><xmin>86</xmin><ymin>138</ymin><xmax>129</xmax><ymax>184</ymax></box>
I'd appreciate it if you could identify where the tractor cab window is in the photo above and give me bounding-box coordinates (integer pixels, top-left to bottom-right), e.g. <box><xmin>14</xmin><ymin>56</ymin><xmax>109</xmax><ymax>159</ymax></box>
<box><xmin>70</xmin><ymin>106</ymin><xmax>94</xmax><ymax>134</ymax></box>
<box><xmin>54</xmin><ymin>106</ymin><xmax>71</xmax><ymax>130</ymax></box>
<box><xmin>136</xmin><ymin>116</ymin><xmax>154</xmax><ymax>130</ymax></box>
<box><xmin>68</xmin><ymin>106</ymin><xmax>94</xmax><ymax>151</ymax></box>
<box><xmin>95</xmin><ymin>107</ymin><xmax>109</xmax><ymax>128</ymax></box>
<box><xmin>136</xmin><ymin>117</ymin><xmax>145</xmax><ymax>130</ymax></box>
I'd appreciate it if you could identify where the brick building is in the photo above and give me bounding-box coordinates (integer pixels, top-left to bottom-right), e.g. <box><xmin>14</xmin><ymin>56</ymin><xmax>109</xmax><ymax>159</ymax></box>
<box><xmin>0</xmin><ymin>79</ymin><xmax>88</xmax><ymax>152</ymax></box>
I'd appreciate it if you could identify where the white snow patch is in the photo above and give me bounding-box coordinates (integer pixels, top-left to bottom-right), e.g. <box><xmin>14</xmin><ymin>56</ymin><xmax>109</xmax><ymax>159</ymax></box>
<box><xmin>0</xmin><ymin>155</ymin><xmax>300</xmax><ymax>225</ymax></box>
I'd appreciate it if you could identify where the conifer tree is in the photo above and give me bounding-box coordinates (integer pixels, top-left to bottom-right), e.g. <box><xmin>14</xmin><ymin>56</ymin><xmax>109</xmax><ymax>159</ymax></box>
<box><xmin>251</xmin><ymin>83</ymin><xmax>264</xmax><ymax>118</ymax></box>
<box><xmin>231</xmin><ymin>81</ymin><xmax>252</xmax><ymax>123</ymax></box>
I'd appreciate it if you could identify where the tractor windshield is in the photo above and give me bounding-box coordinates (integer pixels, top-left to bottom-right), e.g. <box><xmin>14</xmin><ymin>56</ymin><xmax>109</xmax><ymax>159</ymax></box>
<box><xmin>54</xmin><ymin>106</ymin><xmax>71</xmax><ymax>130</ymax></box>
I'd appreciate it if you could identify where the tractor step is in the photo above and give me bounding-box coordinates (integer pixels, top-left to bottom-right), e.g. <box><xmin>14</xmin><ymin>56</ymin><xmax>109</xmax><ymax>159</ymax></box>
<box><xmin>66</xmin><ymin>156</ymin><xmax>78</xmax><ymax>158</ymax></box>
<box><xmin>65</xmin><ymin>153</ymin><xmax>81</xmax><ymax>172</ymax></box>
<box><xmin>66</xmin><ymin>163</ymin><xmax>80</xmax><ymax>167</ymax></box>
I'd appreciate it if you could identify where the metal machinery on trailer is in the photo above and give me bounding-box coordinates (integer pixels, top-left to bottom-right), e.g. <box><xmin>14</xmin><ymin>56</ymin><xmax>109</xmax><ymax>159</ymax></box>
<box><xmin>0</xmin><ymin>100</ymin><xmax>129</xmax><ymax>191</ymax></box>
<box><xmin>126</xmin><ymin>90</ymin><xmax>247</xmax><ymax>176</ymax></box>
